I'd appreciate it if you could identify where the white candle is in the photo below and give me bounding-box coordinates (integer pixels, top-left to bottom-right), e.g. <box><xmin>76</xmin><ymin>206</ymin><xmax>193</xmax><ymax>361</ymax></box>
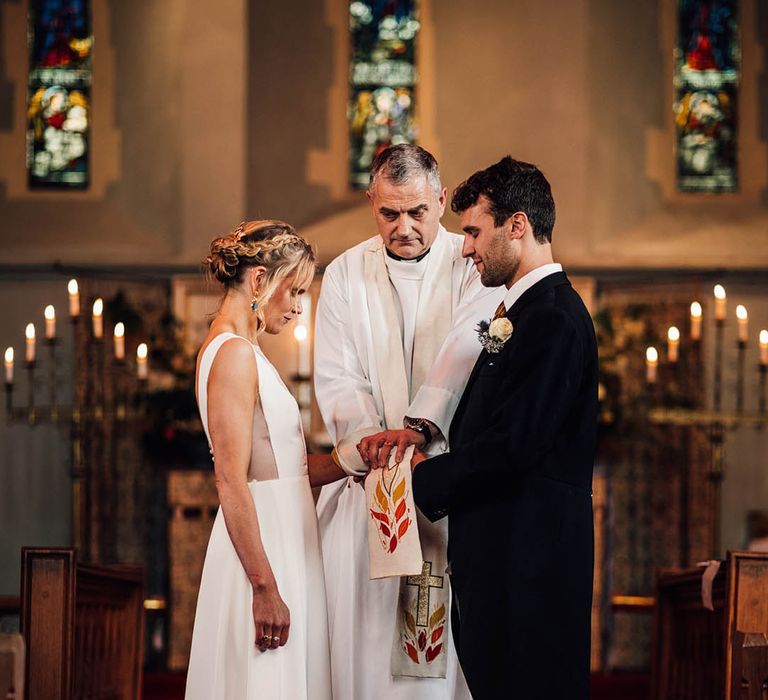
<box><xmin>92</xmin><ymin>298</ymin><xmax>104</xmax><ymax>339</ymax></box>
<box><xmin>736</xmin><ymin>305</ymin><xmax>748</xmax><ymax>344</ymax></box>
<box><xmin>714</xmin><ymin>285</ymin><xmax>726</xmax><ymax>322</ymax></box>
<box><xmin>667</xmin><ymin>326</ymin><xmax>680</xmax><ymax>363</ymax></box>
<box><xmin>114</xmin><ymin>322</ymin><xmax>125</xmax><ymax>360</ymax></box>
<box><xmin>690</xmin><ymin>301</ymin><xmax>702</xmax><ymax>341</ymax></box>
<box><xmin>44</xmin><ymin>304</ymin><xmax>56</xmax><ymax>340</ymax></box>
<box><xmin>293</xmin><ymin>323</ymin><xmax>310</xmax><ymax>375</ymax></box>
<box><xmin>137</xmin><ymin>343</ymin><xmax>148</xmax><ymax>379</ymax></box>
<box><xmin>68</xmin><ymin>279</ymin><xmax>80</xmax><ymax>318</ymax></box>
<box><xmin>4</xmin><ymin>347</ymin><xmax>13</xmax><ymax>384</ymax></box>
<box><xmin>25</xmin><ymin>323</ymin><xmax>36</xmax><ymax>363</ymax></box>
<box><xmin>760</xmin><ymin>330</ymin><xmax>768</xmax><ymax>366</ymax></box>
<box><xmin>646</xmin><ymin>346</ymin><xmax>658</xmax><ymax>384</ymax></box>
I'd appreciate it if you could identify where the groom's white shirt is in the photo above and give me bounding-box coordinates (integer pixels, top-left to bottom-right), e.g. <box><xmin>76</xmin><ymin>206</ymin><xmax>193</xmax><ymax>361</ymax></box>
<box><xmin>502</xmin><ymin>262</ymin><xmax>563</xmax><ymax>311</ymax></box>
<box><xmin>314</xmin><ymin>227</ymin><xmax>504</xmax><ymax>700</ymax></box>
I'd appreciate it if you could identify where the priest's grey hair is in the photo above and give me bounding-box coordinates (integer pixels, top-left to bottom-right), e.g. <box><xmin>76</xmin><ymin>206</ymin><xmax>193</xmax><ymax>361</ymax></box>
<box><xmin>368</xmin><ymin>144</ymin><xmax>442</xmax><ymax>196</ymax></box>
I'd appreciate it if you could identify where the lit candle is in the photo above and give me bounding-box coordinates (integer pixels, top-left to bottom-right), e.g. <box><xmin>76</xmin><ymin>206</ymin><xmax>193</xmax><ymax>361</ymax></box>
<box><xmin>68</xmin><ymin>279</ymin><xmax>80</xmax><ymax>318</ymax></box>
<box><xmin>113</xmin><ymin>322</ymin><xmax>125</xmax><ymax>360</ymax></box>
<box><xmin>25</xmin><ymin>323</ymin><xmax>36</xmax><ymax>363</ymax></box>
<box><xmin>667</xmin><ymin>326</ymin><xmax>680</xmax><ymax>363</ymax></box>
<box><xmin>736</xmin><ymin>305</ymin><xmax>748</xmax><ymax>344</ymax></box>
<box><xmin>714</xmin><ymin>284</ymin><xmax>726</xmax><ymax>322</ymax></box>
<box><xmin>44</xmin><ymin>304</ymin><xmax>56</xmax><ymax>340</ymax></box>
<box><xmin>293</xmin><ymin>323</ymin><xmax>310</xmax><ymax>377</ymax></box>
<box><xmin>4</xmin><ymin>347</ymin><xmax>13</xmax><ymax>384</ymax></box>
<box><xmin>646</xmin><ymin>346</ymin><xmax>658</xmax><ymax>384</ymax></box>
<box><xmin>137</xmin><ymin>342</ymin><xmax>148</xmax><ymax>379</ymax></box>
<box><xmin>760</xmin><ymin>330</ymin><xmax>768</xmax><ymax>366</ymax></box>
<box><xmin>92</xmin><ymin>298</ymin><xmax>104</xmax><ymax>339</ymax></box>
<box><xmin>690</xmin><ymin>301</ymin><xmax>702</xmax><ymax>341</ymax></box>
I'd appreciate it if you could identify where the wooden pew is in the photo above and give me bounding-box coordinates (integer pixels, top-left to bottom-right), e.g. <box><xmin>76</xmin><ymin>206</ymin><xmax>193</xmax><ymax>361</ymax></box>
<box><xmin>651</xmin><ymin>550</ymin><xmax>768</xmax><ymax>700</ymax></box>
<box><xmin>21</xmin><ymin>547</ymin><xmax>144</xmax><ymax>700</ymax></box>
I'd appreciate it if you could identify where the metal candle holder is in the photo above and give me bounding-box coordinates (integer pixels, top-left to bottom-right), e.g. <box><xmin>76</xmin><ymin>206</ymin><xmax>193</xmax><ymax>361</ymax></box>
<box><xmin>4</xmin><ymin>288</ymin><xmax>149</xmax><ymax>562</ymax></box>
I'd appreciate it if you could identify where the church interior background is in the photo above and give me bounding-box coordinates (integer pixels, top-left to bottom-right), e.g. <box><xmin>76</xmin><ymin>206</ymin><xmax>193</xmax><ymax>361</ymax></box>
<box><xmin>1</xmin><ymin>0</ymin><xmax>767</xmax><ymax>697</ymax></box>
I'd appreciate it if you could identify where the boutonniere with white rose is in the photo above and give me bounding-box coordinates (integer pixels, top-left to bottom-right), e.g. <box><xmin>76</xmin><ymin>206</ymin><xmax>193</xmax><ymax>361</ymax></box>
<box><xmin>476</xmin><ymin>316</ymin><xmax>514</xmax><ymax>354</ymax></box>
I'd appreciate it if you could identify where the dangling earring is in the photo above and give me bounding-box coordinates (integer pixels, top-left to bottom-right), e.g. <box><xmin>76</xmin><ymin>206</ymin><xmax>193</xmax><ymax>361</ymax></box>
<box><xmin>251</xmin><ymin>296</ymin><xmax>259</xmax><ymax>312</ymax></box>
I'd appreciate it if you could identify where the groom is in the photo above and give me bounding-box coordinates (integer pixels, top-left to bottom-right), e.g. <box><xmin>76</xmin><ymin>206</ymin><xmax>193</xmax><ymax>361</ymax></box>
<box><xmin>409</xmin><ymin>156</ymin><xmax>598</xmax><ymax>699</ymax></box>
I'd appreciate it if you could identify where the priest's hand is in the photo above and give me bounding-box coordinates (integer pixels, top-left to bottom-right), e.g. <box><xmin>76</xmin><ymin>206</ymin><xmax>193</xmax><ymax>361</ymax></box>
<box><xmin>358</xmin><ymin>428</ymin><xmax>426</xmax><ymax>469</ymax></box>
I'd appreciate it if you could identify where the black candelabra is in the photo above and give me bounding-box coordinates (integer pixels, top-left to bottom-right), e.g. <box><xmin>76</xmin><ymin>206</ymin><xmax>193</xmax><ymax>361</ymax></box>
<box><xmin>3</xmin><ymin>279</ymin><xmax>150</xmax><ymax>562</ymax></box>
<box><xmin>645</xmin><ymin>285</ymin><xmax>768</xmax><ymax>560</ymax></box>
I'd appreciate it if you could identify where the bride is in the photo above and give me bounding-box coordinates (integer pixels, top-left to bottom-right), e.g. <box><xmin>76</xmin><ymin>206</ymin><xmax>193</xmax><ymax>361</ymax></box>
<box><xmin>185</xmin><ymin>220</ymin><xmax>344</xmax><ymax>699</ymax></box>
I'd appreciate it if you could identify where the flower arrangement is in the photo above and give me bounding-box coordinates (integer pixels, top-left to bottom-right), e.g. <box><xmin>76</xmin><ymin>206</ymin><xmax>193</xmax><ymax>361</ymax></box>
<box><xmin>476</xmin><ymin>317</ymin><xmax>514</xmax><ymax>354</ymax></box>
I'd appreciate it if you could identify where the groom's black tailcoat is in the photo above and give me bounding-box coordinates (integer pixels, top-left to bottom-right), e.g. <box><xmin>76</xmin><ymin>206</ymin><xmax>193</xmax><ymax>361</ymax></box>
<box><xmin>413</xmin><ymin>271</ymin><xmax>598</xmax><ymax>700</ymax></box>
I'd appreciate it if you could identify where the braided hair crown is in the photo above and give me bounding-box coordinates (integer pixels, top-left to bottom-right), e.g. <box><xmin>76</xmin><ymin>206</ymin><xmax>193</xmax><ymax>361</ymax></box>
<box><xmin>205</xmin><ymin>220</ymin><xmax>315</xmax><ymax>287</ymax></box>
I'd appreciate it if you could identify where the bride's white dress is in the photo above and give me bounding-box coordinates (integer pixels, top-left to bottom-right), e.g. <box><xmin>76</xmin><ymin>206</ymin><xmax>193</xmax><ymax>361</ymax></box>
<box><xmin>185</xmin><ymin>332</ymin><xmax>332</xmax><ymax>699</ymax></box>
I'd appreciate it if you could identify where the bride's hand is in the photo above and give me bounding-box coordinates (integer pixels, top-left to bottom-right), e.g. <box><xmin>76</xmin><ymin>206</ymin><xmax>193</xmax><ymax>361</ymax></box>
<box><xmin>252</xmin><ymin>583</ymin><xmax>290</xmax><ymax>651</ymax></box>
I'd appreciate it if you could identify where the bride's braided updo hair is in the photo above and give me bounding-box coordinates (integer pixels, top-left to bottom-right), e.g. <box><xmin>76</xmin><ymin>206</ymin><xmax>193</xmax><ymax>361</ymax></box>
<box><xmin>204</xmin><ymin>219</ymin><xmax>316</xmax><ymax>332</ymax></box>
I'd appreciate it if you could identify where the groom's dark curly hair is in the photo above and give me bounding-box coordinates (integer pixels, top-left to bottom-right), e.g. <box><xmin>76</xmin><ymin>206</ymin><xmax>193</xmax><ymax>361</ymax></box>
<box><xmin>451</xmin><ymin>156</ymin><xmax>556</xmax><ymax>244</ymax></box>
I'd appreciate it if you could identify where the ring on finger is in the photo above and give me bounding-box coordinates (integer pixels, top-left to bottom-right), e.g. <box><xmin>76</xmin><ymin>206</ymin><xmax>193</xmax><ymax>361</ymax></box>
<box><xmin>271</xmin><ymin>635</ymin><xmax>281</xmax><ymax>644</ymax></box>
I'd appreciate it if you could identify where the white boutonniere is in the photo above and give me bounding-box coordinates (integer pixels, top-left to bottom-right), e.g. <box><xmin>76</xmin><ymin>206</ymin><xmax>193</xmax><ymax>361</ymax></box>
<box><xmin>476</xmin><ymin>317</ymin><xmax>514</xmax><ymax>354</ymax></box>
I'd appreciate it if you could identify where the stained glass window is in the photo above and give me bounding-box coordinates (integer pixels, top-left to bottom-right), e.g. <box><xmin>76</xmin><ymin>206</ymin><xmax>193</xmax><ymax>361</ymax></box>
<box><xmin>674</xmin><ymin>0</ymin><xmax>739</xmax><ymax>193</ymax></box>
<box><xmin>349</xmin><ymin>1</ymin><xmax>420</xmax><ymax>189</ymax></box>
<box><xmin>27</xmin><ymin>0</ymin><xmax>92</xmax><ymax>189</ymax></box>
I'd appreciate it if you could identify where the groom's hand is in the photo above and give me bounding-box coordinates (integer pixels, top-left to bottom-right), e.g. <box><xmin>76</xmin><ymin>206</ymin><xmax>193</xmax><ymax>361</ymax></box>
<box><xmin>358</xmin><ymin>429</ymin><xmax>426</xmax><ymax>469</ymax></box>
<box><xmin>410</xmin><ymin>448</ymin><xmax>427</xmax><ymax>472</ymax></box>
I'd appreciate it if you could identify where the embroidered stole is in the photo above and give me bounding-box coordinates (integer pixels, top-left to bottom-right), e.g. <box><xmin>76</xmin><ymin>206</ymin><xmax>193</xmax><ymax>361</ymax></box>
<box><xmin>363</xmin><ymin>228</ymin><xmax>454</xmax><ymax>678</ymax></box>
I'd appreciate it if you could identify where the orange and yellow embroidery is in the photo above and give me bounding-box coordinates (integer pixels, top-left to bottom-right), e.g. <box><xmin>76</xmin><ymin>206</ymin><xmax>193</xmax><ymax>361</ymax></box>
<box><xmin>369</xmin><ymin>462</ymin><xmax>412</xmax><ymax>553</ymax></box>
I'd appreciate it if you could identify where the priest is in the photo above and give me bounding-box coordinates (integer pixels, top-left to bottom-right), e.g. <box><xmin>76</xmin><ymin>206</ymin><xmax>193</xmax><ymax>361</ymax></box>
<box><xmin>314</xmin><ymin>144</ymin><xmax>503</xmax><ymax>700</ymax></box>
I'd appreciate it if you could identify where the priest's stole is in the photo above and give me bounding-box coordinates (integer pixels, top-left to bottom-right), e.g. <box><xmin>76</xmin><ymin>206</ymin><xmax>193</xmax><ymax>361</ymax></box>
<box><xmin>366</xmin><ymin>446</ymin><xmax>423</xmax><ymax>579</ymax></box>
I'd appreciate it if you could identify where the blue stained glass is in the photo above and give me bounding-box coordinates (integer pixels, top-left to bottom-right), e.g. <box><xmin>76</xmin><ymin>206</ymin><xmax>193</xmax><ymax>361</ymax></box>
<box><xmin>27</xmin><ymin>0</ymin><xmax>92</xmax><ymax>189</ymax></box>
<box><xmin>674</xmin><ymin>0</ymin><xmax>739</xmax><ymax>193</ymax></box>
<box><xmin>349</xmin><ymin>1</ymin><xmax>419</xmax><ymax>189</ymax></box>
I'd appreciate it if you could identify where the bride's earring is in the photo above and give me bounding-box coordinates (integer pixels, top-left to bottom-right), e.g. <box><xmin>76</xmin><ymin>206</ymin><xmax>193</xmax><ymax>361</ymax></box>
<box><xmin>251</xmin><ymin>296</ymin><xmax>259</xmax><ymax>312</ymax></box>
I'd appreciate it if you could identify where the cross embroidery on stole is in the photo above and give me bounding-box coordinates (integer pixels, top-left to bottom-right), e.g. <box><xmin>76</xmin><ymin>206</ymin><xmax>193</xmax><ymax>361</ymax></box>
<box><xmin>406</xmin><ymin>561</ymin><xmax>444</xmax><ymax>626</ymax></box>
<box><xmin>399</xmin><ymin>560</ymin><xmax>447</xmax><ymax>666</ymax></box>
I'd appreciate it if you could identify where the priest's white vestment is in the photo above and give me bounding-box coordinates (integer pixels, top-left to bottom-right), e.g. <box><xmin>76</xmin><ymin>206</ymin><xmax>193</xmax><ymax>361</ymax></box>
<box><xmin>314</xmin><ymin>227</ymin><xmax>504</xmax><ymax>700</ymax></box>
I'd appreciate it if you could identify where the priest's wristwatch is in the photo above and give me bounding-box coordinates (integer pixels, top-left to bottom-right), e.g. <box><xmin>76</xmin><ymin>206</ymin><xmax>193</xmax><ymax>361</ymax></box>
<box><xmin>403</xmin><ymin>416</ymin><xmax>433</xmax><ymax>447</ymax></box>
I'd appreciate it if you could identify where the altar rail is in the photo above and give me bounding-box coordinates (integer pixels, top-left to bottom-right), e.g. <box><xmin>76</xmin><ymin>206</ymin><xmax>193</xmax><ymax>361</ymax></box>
<box><xmin>21</xmin><ymin>547</ymin><xmax>144</xmax><ymax>700</ymax></box>
<box><xmin>651</xmin><ymin>550</ymin><xmax>768</xmax><ymax>700</ymax></box>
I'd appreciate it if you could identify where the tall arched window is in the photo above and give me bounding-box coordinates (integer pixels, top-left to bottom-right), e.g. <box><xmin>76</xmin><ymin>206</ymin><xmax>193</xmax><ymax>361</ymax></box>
<box><xmin>674</xmin><ymin>0</ymin><xmax>739</xmax><ymax>193</ymax></box>
<box><xmin>27</xmin><ymin>0</ymin><xmax>92</xmax><ymax>189</ymax></box>
<box><xmin>348</xmin><ymin>1</ymin><xmax>420</xmax><ymax>189</ymax></box>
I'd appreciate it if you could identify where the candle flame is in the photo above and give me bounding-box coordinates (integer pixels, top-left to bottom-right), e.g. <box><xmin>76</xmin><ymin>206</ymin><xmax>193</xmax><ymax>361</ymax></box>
<box><xmin>760</xmin><ymin>330</ymin><xmax>768</xmax><ymax>346</ymax></box>
<box><xmin>646</xmin><ymin>346</ymin><xmax>658</xmax><ymax>363</ymax></box>
<box><xmin>114</xmin><ymin>322</ymin><xmax>125</xmax><ymax>338</ymax></box>
<box><xmin>25</xmin><ymin>323</ymin><xmax>35</xmax><ymax>340</ymax></box>
<box><xmin>293</xmin><ymin>325</ymin><xmax>308</xmax><ymax>342</ymax></box>
<box><xmin>714</xmin><ymin>284</ymin><xmax>726</xmax><ymax>300</ymax></box>
<box><xmin>137</xmin><ymin>343</ymin><xmax>148</xmax><ymax>360</ymax></box>
<box><xmin>736</xmin><ymin>304</ymin><xmax>748</xmax><ymax>320</ymax></box>
<box><xmin>92</xmin><ymin>298</ymin><xmax>103</xmax><ymax>316</ymax></box>
<box><xmin>690</xmin><ymin>301</ymin><xmax>702</xmax><ymax>318</ymax></box>
<box><xmin>667</xmin><ymin>326</ymin><xmax>680</xmax><ymax>342</ymax></box>
<box><xmin>44</xmin><ymin>304</ymin><xmax>55</xmax><ymax>320</ymax></box>
<box><xmin>4</xmin><ymin>347</ymin><xmax>13</xmax><ymax>363</ymax></box>
<box><xmin>68</xmin><ymin>279</ymin><xmax>78</xmax><ymax>295</ymax></box>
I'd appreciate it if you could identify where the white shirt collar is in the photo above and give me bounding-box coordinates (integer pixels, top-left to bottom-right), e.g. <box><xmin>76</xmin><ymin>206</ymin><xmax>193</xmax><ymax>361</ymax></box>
<box><xmin>502</xmin><ymin>263</ymin><xmax>563</xmax><ymax>312</ymax></box>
